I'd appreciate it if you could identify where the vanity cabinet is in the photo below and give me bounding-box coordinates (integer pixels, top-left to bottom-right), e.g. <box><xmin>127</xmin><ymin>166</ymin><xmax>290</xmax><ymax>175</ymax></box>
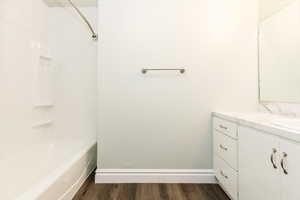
<box><xmin>213</xmin><ymin>114</ymin><xmax>300</xmax><ymax>200</ymax></box>
<box><xmin>213</xmin><ymin>117</ymin><xmax>238</xmax><ymax>200</ymax></box>
<box><xmin>239</xmin><ymin>126</ymin><xmax>281</xmax><ymax>200</ymax></box>
<box><xmin>239</xmin><ymin>126</ymin><xmax>300</xmax><ymax>200</ymax></box>
<box><xmin>280</xmin><ymin>139</ymin><xmax>300</xmax><ymax>200</ymax></box>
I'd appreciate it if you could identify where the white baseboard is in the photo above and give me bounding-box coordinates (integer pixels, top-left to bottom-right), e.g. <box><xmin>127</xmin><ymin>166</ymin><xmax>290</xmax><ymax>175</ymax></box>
<box><xmin>95</xmin><ymin>169</ymin><xmax>216</xmax><ymax>184</ymax></box>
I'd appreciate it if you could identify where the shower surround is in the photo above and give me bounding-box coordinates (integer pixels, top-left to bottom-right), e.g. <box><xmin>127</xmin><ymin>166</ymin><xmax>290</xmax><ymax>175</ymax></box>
<box><xmin>0</xmin><ymin>1</ymin><xmax>97</xmax><ymax>199</ymax></box>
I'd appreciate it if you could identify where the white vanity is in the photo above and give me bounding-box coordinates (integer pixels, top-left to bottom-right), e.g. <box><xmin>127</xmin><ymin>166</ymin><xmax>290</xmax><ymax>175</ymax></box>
<box><xmin>213</xmin><ymin>112</ymin><xmax>300</xmax><ymax>200</ymax></box>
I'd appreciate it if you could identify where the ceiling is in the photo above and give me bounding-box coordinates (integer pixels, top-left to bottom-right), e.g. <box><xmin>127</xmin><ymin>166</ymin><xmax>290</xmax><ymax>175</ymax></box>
<box><xmin>43</xmin><ymin>0</ymin><xmax>97</xmax><ymax>7</ymax></box>
<box><xmin>260</xmin><ymin>0</ymin><xmax>296</xmax><ymax>21</ymax></box>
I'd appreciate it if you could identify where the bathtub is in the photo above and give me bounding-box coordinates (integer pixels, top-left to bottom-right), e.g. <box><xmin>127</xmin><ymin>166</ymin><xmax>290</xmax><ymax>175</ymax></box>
<box><xmin>6</xmin><ymin>140</ymin><xmax>97</xmax><ymax>200</ymax></box>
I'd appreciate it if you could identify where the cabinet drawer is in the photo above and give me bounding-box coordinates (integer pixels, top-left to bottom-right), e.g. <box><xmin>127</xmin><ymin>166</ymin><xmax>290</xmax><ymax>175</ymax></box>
<box><xmin>213</xmin><ymin>117</ymin><xmax>237</xmax><ymax>139</ymax></box>
<box><xmin>214</xmin><ymin>156</ymin><xmax>238</xmax><ymax>200</ymax></box>
<box><xmin>214</xmin><ymin>131</ymin><xmax>238</xmax><ymax>170</ymax></box>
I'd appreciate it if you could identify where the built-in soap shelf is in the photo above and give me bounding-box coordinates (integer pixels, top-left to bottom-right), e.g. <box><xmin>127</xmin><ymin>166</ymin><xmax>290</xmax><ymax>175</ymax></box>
<box><xmin>32</xmin><ymin>107</ymin><xmax>53</xmax><ymax>129</ymax></box>
<box><xmin>33</xmin><ymin>45</ymin><xmax>55</xmax><ymax>129</ymax></box>
<box><xmin>33</xmin><ymin>120</ymin><xmax>53</xmax><ymax>128</ymax></box>
<box><xmin>39</xmin><ymin>55</ymin><xmax>53</xmax><ymax>61</ymax></box>
<box><xmin>34</xmin><ymin>102</ymin><xmax>54</xmax><ymax>108</ymax></box>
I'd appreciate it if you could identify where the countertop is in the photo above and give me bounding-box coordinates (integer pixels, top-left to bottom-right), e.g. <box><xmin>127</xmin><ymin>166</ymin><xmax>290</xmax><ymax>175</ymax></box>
<box><xmin>212</xmin><ymin>112</ymin><xmax>300</xmax><ymax>143</ymax></box>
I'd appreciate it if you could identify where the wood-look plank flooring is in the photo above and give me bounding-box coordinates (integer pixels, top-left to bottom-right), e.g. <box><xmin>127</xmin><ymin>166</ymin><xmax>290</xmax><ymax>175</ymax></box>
<box><xmin>73</xmin><ymin>173</ymin><xmax>230</xmax><ymax>200</ymax></box>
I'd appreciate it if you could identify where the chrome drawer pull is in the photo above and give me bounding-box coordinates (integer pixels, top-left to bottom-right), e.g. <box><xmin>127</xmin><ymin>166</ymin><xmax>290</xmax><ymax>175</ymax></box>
<box><xmin>270</xmin><ymin>148</ymin><xmax>278</xmax><ymax>169</ymax></box>
<box><xmin>219</xmin><ymin>125</ymin><xmax>228</xmax><ymax>130</ymax></box>
<box><xmin>219</xmin><ymin>144</ymin><xmax>228</xmax><ymax>151</ymax></box>
<box><xmin>281</xmin><ymin>152</ymin><xmax>288</xmax><ymax>175</ymax></box>
<box><xmin>220</xmin><ymin>170</ymin><xmax>228</xmax><ymax>179</ymax></box>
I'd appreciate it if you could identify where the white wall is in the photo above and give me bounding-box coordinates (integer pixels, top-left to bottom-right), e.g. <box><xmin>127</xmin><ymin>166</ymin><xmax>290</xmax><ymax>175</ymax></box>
<box><xmin>0</xmin><ymin>1</ymin><xmax>97</xmax><ymax>199</ymax></box>
<box><xmin>98</xmin><ymin>0</ymin><xmax>258</xmax><ymax>170</ymax></box>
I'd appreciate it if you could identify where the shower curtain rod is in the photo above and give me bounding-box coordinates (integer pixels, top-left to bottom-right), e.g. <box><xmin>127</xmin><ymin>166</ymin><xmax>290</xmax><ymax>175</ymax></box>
<box><xmin>67</xmin><ymin>0</ymin><xmax>98</xmax><ymax>41</ymax></box>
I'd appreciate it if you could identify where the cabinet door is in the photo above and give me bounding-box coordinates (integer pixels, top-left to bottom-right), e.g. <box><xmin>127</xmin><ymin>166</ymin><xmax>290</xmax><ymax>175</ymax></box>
<box><xmin>239</xmin><ymin>126</ymin><xmax>281</xmax><ymax>200</ymax></box>
<box><xmin>280</xmin><ymin>139</ymin><xmax>300</xmax><ymax>200</ymax></box>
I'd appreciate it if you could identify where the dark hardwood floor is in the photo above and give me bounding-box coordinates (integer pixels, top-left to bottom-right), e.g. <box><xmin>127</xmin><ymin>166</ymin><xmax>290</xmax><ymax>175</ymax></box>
<box><xmin>73</xmin><ymin>173</ymin><xmax>230</xmax><ymax>200</ymax></box>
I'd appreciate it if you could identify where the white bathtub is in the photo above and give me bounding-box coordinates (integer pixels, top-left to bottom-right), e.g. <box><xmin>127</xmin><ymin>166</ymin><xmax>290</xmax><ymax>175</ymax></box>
<box><xmin>7</xmin><ymin>141</ymin><xmax>97</xmax><ymax>200</ymax></box>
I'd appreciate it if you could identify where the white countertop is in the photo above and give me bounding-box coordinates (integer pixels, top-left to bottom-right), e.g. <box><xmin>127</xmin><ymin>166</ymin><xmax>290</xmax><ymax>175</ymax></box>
<box><xmin>213</xmin><ymin>112</ymin><xmax>300</xmax><ymax>143</ymax></box>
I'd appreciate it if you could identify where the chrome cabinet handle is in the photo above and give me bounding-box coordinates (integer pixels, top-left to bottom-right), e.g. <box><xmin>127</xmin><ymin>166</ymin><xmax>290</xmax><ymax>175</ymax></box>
<box><xmin>219</xmin><ymin>144</ymin><xmax>228</xmax><ymax>151</ymax></box>
<box><xmin>220</xmin><ymin>170</ymin><xmax>228</xmax><ymax>179</ymax></box>
<box><xmin>280</xmin><ymin>152</ymin><xmax>288</xmax><ymax>175</ymax></box>
<box><xmin>219</xmin><ymin>125</ymin><xmax>228</xmax><ymax>130</ymax></box>
<box><xmin>142</xmin><ymin>68</ymin><xmax>185</xmax><ymax>74</ymax></box>
<box><xmin>270</xmin><ymin>148</ymin><xmax>278</xmax><ymax>169</ymax></box>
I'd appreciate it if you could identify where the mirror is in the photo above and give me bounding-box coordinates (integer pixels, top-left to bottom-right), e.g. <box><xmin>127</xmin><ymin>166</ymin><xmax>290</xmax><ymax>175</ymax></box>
<box><xmin>259</xmin><ymin>0</ymin><xmax>300</xmax><ymax>103</ymax></box>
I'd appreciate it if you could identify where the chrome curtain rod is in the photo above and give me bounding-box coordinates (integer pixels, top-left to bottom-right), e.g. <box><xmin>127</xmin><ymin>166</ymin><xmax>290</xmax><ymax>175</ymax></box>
<box><xmin>67</xmin><ymin>0</ymin><xmax>98</xmax><ymax>41</ymax></box>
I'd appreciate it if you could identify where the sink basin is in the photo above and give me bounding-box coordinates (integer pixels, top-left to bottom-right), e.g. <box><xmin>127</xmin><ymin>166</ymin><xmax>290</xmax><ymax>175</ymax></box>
<box><xmin>272</xmin><ymin>118</ymin><xmax>300</xmax><ymax>131</ymax></box>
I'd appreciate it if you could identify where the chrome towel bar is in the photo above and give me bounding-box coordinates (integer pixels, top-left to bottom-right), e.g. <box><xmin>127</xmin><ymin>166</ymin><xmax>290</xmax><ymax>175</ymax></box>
<box><xmin>142</xmin><ymin>68</ymin><xmax>185</xmax><ymax>74</ymax></box>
